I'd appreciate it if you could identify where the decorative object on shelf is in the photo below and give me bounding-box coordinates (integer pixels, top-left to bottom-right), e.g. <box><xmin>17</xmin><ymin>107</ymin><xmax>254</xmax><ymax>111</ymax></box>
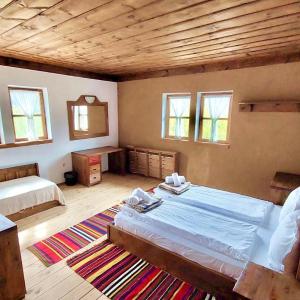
<box><xmin>239</xmin><ymin>101</ymin><xmax>300</xmax><ymax>112</ymax></box>
<box><xmin>127</xmin><ymin>145</ymin><xmax>178</xmax><ymax>179</ymax></box>
<box><xmin>270</xmin><ymin>172</ymin><xmax>300</xmax><ymax>205</ymax></box>
<box><xmin>67</xmin><ymin>95</ymin><xmax>109</xmax><ymax>140</ymax></box>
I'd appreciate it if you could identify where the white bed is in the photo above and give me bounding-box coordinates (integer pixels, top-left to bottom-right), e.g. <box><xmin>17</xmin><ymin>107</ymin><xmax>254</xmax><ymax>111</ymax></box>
<box><xmin>114</xmin><ymin>194</ymin><xmax>281</xmax><ymax>280</ymax></box>
<box><xmin>0</xmin><ymin>175</ymin><xmax>65</xmax><ymax>216</ymax></box>
<box><xmin>154</xmin><ymin>185</ymin><xmax>273</xmax><ymax>225</ymax></box>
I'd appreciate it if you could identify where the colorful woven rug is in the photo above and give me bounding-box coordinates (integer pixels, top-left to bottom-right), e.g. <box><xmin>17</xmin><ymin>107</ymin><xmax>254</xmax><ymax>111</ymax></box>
<box><xmin>67</xmin><ymin>240</ymin><xmax>224</xmax><ymax>300</ymax></box>
<box><xmin>28</xmin><ymin>205</ymin><xmax>120</xmax><ymax>266</ymax></box>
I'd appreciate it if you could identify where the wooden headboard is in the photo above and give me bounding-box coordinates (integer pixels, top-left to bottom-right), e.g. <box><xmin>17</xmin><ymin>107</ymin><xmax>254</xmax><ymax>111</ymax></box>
<box><xmin>0</xmin><ymin>163</ymin><xmax>39</xmax><ymax>182</ymax></box>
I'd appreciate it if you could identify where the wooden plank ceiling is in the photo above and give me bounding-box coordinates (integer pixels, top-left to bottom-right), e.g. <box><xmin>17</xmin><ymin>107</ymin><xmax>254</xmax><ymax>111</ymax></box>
<box><xmin>1</xmin><ymin>0</ymin><xmax>300</xmax><ymax>81</ymax></box>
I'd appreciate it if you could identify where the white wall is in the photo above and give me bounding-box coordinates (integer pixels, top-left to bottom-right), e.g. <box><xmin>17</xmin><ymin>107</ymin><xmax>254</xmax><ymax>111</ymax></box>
<box><xmin>0</xmin><ymin>66</ymin><xmax>118</xmax><ymax>183</ymax></box>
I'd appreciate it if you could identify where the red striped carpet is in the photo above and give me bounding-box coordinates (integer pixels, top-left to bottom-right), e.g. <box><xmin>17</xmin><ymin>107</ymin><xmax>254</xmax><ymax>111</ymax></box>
<box><xmin>67</xmin><ymin>240</ymin><xmax>225</xmax><ymax>300</ymax></box>
<box><xmin>28</xmin><ymin>205</ymin><xmax>120</xmax><ymax>266</ymax></box>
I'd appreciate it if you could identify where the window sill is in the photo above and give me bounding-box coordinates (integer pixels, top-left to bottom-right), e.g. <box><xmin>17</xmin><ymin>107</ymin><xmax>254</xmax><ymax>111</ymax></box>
<box><xmin>162</xmin><ymin>137</ymin><xmax>190</xmax><ymax>142</ymax></box>
<box><xmin>195</xmin><ymin>140</ymin><xmax>230</xmax><ymax>148</ymax></box>
<box><xmin>0</xmin><ymin>139</ymin><xmax>53</xmax><ymax>149</ymax></box>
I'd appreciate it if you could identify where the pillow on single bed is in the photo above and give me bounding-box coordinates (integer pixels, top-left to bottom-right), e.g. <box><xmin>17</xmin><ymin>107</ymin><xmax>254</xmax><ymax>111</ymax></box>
<box><xmin>279</xmin><ymin>187</ymin><xmax>300</xmax><ymax>223</ymax></box>
<box><xmin>268</xmin><ymin>210</ymin><xmax>300</xmax><ymax>274</ymax></box>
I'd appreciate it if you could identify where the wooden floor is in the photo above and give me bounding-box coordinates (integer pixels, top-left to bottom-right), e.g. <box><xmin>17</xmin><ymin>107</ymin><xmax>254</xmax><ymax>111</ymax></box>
<box><xmin>17</xmin><ymin>173</ymin><xmax>160</xmax><ymax>300</ymax></box>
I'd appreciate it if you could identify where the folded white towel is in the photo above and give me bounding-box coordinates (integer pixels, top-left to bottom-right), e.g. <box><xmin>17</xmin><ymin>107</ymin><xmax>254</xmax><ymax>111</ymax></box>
<box><xmin>165</xmin><ymin>175</ymin><xmax>186</xmax><ymax>184</ymax></box>
<box><xmin>126</xmin><ymin>196</ymin><xmax>140</xmax><ymax>206</ymax></box>
<box><xmin>172</xmin><ymin>172</ymin><xmax>181</xmax><ymax>187</ymax></box>
<box><xmin>132</xmin><ymin>188</ymin><xmax>157</xmax><ymax>205</ymax></box>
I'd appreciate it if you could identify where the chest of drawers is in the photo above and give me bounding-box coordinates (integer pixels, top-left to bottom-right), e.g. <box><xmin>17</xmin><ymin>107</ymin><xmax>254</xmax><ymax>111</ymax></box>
<box><xmin>127</xmin><ymin>146</ymin><xmax>178</xmax><ymax>179</ymax></box>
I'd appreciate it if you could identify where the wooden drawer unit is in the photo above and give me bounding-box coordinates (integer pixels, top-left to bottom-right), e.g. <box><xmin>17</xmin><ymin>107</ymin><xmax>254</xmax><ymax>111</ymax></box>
<box><xmin>90</xmin><ymin>173</ymin><xmax>101</xmax><ymax>185</ymax></box>
<box><xmin>90</xmin><ymin>164</ymin><xmax>100</xmax><ymax>174</ymax></box>
<box><xmin>72</xmin><ymin>153</ymin><xmax>102</xmax><ymax>186</ymax></box>
<box><xmin>72</xmin><ymin>147</ymin><xmax>125</xmax><ymax>187</ymax></box>
<box><xmin>149</xmin><ymin>166</ymin><xmax>160</xmax><ymax>178</ymax></box>
<box><xmin>126</xmin><ymin>146</ymin><xmax>178</xmax><ymax>179</ymax></box>
<box><xmin>270</xmin><ymin>172</ymin><xmax>300</xmax><ymax>205</ymax></box>
<box><xmin>161</xmin><ymin>156</ymin><xmax>175</xmax><ymax>170</ymax></box>
<box><xmin>88</xmin><ymin>155</ymin><xmax>100</xmax><ymax>165</ymax></box>
<box><xmin>148</xmin><ymin>153</ymin><xmax>160</xmax><ymax>167</ymax></box>
<box><xmin>128</xmin><ymin>150</ymin><xmax>137</xmax><ymax>173</ymax></box>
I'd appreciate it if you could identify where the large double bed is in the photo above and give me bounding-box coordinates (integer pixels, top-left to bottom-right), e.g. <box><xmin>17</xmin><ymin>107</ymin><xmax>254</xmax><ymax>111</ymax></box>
<box><xmin>108</xmin><ymin>185</ymin><xmax>299</xmax><ymax>299</ymax></box>
<box><xmin>0</xmin><ymin>163</ymin><xmax>65</xmax><ymax>220</ymax></box>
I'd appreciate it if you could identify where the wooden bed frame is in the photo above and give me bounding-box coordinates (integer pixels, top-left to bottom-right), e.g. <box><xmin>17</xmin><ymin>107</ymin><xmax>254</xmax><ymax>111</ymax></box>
<box><xmin>108</xmin><ymin>215</ymin><xmax>300</xmax><ymax>300</ymax></box>
<box><xmin>0</xmin><ymin>163</ymin><xmax>60</xmax><ymax>221</ymax></box>
<box><xmin>108</xmin><ymin>223</ymin><xmax>238</xmax><ymax>299</ymax></box>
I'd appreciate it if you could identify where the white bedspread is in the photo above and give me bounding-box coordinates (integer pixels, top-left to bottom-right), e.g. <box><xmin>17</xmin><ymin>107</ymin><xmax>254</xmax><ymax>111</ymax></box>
<box><xmin>115</xmin><ymin>201</ymin><xmax>258</xmax><ymax>261</ymax></box>
<box><xmin>154</xmin><ymin>185</ymin><xmax>273</xmax><ymax>225</ymax></box>
<box><xmin>114</xmin><ymin>202</ymin><xmax>281</xmax><ymax>280</ymax></box>
<box><xmin>0</xmin><ymin>176</ymin><xmax>65</xmax><ymax>216</ymax></box>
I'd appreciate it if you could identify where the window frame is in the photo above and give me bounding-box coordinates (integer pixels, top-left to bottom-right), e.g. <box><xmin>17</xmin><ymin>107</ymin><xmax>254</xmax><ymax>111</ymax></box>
<box><xmin>162</xmin><ymin>93</ymin><xmax>191</xmax><ymax>141</ymax></box>
<box><xmin>195</xmin><ymin>91</ymin><xmax>233</xmax><ymax>145</ymax></box>
<box><xmin>8</xmin><ymin>87</ymin><xmax>48</xmax><ymax>142</ymax></box>
<box><xmin>74</xmin><ymin>105</ymin><xmax>89</xmax><ymax>133</ymax></box>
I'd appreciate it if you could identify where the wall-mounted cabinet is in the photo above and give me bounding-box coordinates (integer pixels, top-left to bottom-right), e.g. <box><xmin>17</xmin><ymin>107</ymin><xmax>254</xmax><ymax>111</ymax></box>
<box><xmin>127</xmin><ymin>145</ymin><xmax>178</xmax><ymax>179</ymax></box>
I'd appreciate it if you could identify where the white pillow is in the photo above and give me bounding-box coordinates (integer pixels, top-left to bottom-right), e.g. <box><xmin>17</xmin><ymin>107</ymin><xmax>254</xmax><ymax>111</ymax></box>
<box><xmin>279</xmin><ymin>187</ymin><xmax>300</xmax><ymax>222</ymax></box>
<box><xmin>268</xmin><ymin>210</ymin><xmax>300</xmax><ymax>272</ymax></box>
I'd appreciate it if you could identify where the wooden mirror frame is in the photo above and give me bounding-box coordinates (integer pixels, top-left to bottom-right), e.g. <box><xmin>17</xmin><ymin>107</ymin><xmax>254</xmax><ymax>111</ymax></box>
<box><xmin>67</xmin><ymin>95</ymin><xmax>109</xmax><ymax>140</ymax></box>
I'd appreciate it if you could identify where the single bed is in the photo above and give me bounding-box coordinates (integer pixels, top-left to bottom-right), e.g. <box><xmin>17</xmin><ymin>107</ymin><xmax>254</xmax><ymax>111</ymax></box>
<box><xmin>108</xmin><ymin>185</ymin><xmax>299</xmax><ymax>299</ymax></box>
<box><xmin>0</xmin><ymin>163</ymin><xmax>65</xmax><ymax>221</ymax></box>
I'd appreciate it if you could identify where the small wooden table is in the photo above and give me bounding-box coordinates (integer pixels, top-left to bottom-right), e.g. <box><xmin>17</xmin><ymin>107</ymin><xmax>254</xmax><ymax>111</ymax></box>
<box><xmin>72</xmin><ymin>146</ymin><xmax>126</xmax><ymax>186</ymax></box>
<box><xmin>233</xmin><ymin>262</ymin><xmax>300</xmax><ymax>300</ymax></box>
<box><xmin>270</xmin><ymin>172</ymin><xmax>300</xmax><ymax>204</ymax></box>
<box><xmin>0</xmin><ymin>215</ymin><xmax>26</xmax><ymax>300</ymax></box>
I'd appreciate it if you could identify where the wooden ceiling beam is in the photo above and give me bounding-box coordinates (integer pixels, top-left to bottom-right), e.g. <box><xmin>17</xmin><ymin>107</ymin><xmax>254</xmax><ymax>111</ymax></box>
<box><xmin>36</xmin><ymin>0</ymin><xmax>251</xmax><ymax>57</ymax></box>
<box><xmin>41</xmin><ymin>1</ymin><xmax>300</xmax><ymax>65</ymax></box>
<box><xmin>80</xmin><ymin>27</ymin><xmax>300</xmax><ymax>66</ymax></box>
<box><xmin>0</xmin><ymin>55</ymin><xmax>118</xmax><ymax>81</ymax></box>
<box><xmin>116</xmin><ymin>51</ymin><xmax>300</xmax><ymax>81</ymax></box>
<box><xmin>0</xmin><ymin>0</ymin><xmax>112</xmax><ymax>48</ymax></box>
<box><xmin>42</xmin><ymin>0</ymin><xmax>299</xmax><ymax>59</ymax></box>
<box><xmin>0</xmin><ymin>0</ymin><xmax>62</xmax><ymax>35</ymax></box>
<box><xmin>3</xmin><ymin>0</ymin><xmax>160</xmax><ymax>52</ymax></box>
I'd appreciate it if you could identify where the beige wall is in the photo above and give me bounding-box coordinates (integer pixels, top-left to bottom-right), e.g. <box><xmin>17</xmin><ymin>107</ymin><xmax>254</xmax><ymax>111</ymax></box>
<box><xmin>118</xmin><ymin>62</ymin><xmax>300</xmax><ymax>200</ymax></box>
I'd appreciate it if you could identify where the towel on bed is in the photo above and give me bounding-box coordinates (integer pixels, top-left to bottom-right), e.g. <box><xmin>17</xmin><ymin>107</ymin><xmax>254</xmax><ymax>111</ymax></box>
<box><xmin>125</xmin><ymin>188</ymin><xmax>162</xmax><ymax>212</ymax></box>
<box><xmin>159</xmin><ymin>182</ymin><xmax>191</xmax><ymax>195</ymax></box>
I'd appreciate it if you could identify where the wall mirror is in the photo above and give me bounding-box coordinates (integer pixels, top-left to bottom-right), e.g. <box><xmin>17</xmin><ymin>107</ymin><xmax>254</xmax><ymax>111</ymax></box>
<box><xmin>67</xmin><ymin>95</ymin><xmax>109</xmax><ymax>140</ymax></box>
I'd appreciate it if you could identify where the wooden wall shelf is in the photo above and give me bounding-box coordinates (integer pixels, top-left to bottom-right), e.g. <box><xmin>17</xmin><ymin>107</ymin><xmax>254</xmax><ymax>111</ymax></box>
<box><xmin>239</xmin><ymin>101</ymin><xmax>300</xmax><ymax>112</ymax></box>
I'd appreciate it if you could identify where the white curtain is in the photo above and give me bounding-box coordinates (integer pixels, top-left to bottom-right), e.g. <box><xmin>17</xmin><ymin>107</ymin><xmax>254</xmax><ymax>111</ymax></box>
<box><xmin>205</xmin><ymin>95</ymin><xmax>230</xmax><ymax>142</ymax></box>
<box><xmin>10</xmin><ymin>89</ymin><xmax>40</xmax><ymax>141</ymax></box>
<box><xmin>170</xmin><ymin>96</ymin><xmax>190</xmax><ymax>138</ymax></box>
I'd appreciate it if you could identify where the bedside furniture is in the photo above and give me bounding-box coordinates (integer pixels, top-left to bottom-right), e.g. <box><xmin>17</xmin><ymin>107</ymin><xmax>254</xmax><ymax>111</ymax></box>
<box><xmin>72</xmin><ymin>146</ymin><xmax>125</xmax><ymax>186</ymax></box>
<box><xmin>127</xmin><ymin>145</ymin><xmax>179</xmax><ymax>179</ymax></box>
<box><xmin>0</xmin><ymin>215</ymin><xmax>26</xmax><ymax>300</ymax></box>
<box><xmin>233</xmin><ymin>262</ymin><xmax>300</xmax><ymax>300</ymax></box>
<box><xmin>270</xmin><ymin>172</ymin><xmax>300</xmax><ymax>205</ymax></box>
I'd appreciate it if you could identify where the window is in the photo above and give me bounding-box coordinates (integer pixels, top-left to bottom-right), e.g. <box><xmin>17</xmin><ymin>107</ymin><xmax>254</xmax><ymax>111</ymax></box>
<box><xmin>74</xmin><ymin>106</ymin><xmax>88</xmax><ymax>131</ymax></box>
<box><xmin>9</xmin><ymin>87</ymin><xmax>48</xmax><ymax>142</ymax></box>
<box><xmin>162</xmin><ymin>94</ymin><xmax>191</xmax><ymax>140</ymax></box>
<box><xmin>195</xmin><ymin>92</ymin><xmax>232</xmax><ymax>144</ymax></box>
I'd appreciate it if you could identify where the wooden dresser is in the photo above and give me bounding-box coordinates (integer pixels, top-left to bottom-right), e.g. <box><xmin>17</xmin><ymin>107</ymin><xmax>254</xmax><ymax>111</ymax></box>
<box><xmin>127</xmin><ymin>145</ymin><xmax>178</xmax><ymax>179</ymax></box>
<box><xmin>72</xmin><ymin>146</ymin><xmax>125</xmax><ymax>186</ymax></box>
<box><xmin>0</xmin><ymin>215</ymin><xmax>26</xmax><ymax>300</ymax></box>
<box><xmin>270</xmin><ymin>172</ymin><xmax>300</xmax><ymax>204</ymax></box>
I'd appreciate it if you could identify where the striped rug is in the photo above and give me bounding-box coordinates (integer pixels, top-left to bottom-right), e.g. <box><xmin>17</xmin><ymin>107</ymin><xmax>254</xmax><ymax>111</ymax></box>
<box><xmin>28</xmin><ymin>205</ymin><xmax>120</xmax><ymax>266</ymax></box>
<box><xmin>67</xmin><ymin>240</ymin><xmax>224</xmax><ymax>300</ymax></box>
